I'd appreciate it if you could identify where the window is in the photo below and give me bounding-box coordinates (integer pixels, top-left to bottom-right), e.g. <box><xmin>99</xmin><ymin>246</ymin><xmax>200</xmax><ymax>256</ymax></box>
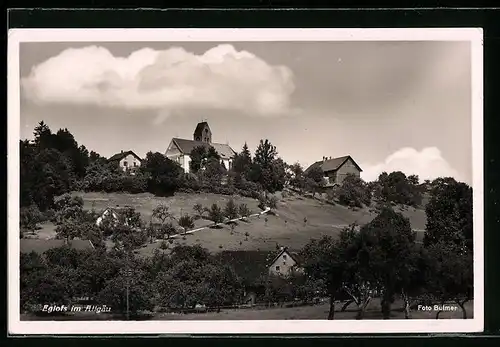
<box><xmin>283</xmin><ymin>254</ymin><xmax>287</xmax><ymax>260</ymax></box>
<box><xmin>123</xmin><ymin>161</ymin><xmax>128</xmax><ymax>167</ymax></box>
<box><xmin>133</xmin><ymin>162</ymin><xmax>137</xmax><ymax>167</ymax></box>
<box><xmin>275</xmin><ymin>266</ymin><xmax>280</xmax><ymax>271</ymax></box>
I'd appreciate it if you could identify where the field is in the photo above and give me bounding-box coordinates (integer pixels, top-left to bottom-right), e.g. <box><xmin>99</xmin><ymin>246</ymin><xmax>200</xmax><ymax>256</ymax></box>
<box><xmin>20</xmin><ymin>299</ymin><xmax>473</xmax><ymax>321</ymax></box>
<box><xmin>34</xmin><ymin>190</ymin><xmax>428</xmax><ymax>255</ymax></box>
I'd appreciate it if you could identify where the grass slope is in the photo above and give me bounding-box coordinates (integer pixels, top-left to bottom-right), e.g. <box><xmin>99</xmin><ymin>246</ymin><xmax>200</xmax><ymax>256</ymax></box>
<box><xmin>34</xmin><ymin>191</ymin><xmax>428</xmax><ymax>255</ymax></box>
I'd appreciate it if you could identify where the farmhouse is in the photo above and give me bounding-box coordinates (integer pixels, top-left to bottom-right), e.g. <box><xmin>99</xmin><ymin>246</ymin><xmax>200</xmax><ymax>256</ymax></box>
<box><xmin>268</xmin><ymin>247</ymin><xmax>304</xmax><ymax>277</ymax></box>
<box><xmin>108</xmin><ymin>150</ymin><xmax>142</xmax><ymax>174</ymax></box>
<box><xmin>165</xmin><ymin>121</ymin><xmax>237</xmax><ymax>173</ymax></box>
<box><xmin>20</xmin><ymin>238</ymin><xmax>95</xmax><ymax>255</ymax></box>
<box><xmin>305</xmin><ymin>155</ymin><xmax>363</xmax><ymax>186</ymax></box>
<box><xmin>216</xmin><ymin>247</ymin><xmax>303</xmax><ymax>305</ymax></box>
<box><xmin>96</xmin><ymin>206</ymin><xmax>129</xmax><ymax>227</ymax></box>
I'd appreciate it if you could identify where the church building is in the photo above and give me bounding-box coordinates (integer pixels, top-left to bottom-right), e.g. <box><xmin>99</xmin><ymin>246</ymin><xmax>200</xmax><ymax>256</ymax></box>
<box><xmin>165</xmin><ymin>121</ymin><xmax>237</xmax><ymax>173</ymax></box>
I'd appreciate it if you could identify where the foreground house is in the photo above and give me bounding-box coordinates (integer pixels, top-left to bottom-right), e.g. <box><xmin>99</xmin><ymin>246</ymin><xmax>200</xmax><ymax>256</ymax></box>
<box><xmin>20</xmin><ymin>238</ymin><xmax>95</xmax><ymax>255</ymax></box>
<box><xmin>165</xmin><ymin>121</ymin><xmax>236</xmax><ymax>173</ymax></box>
<box><xmin>304</xmin><ymin>155</ymin><xmax>363</xmax><ymax>186</ymax></box>
<box><xmin>108</xmin><ymin>150</ymin><xmax>142</xmax><ymax>174</ymax></box>
<box><xmin>268</xmin><ymin>247</ymin><xmax>303</xmax><ymax>277</ymax></box>
<box><xmin>216</xmin><ymin>247</ymin><xmax>303</xmax><ymax>306</ymax></box>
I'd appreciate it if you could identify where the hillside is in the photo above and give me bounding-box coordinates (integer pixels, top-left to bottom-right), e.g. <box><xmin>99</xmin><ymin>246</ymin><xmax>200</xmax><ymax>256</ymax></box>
<box><xmin>42</xmin><ymin>190</ymin><xmax>427</xmax><ymax>255</ymax></box>
<box><xmin>32</xmin><ymin>190</ymin><xmax>427</xmax><ymax>255</ymax></box>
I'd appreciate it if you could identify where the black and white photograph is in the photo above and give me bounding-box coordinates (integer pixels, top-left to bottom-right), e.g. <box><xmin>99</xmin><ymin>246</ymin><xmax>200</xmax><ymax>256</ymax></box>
<box><xmin>8</xmin><ymin>28</ymin><xmax>483</xmax><ymax>334</ymax></box>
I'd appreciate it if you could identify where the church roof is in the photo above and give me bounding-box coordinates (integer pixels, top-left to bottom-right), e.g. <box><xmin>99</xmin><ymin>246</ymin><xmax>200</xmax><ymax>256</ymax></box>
<box><xmin>193</xmin><ymin>121</ymin><xmax>210</xmax><ymax>138</ymax></box>
<box><xmin>171</xmin><ymin>138</ymin><xmax>236</xmax><ymax>159</ymax></box>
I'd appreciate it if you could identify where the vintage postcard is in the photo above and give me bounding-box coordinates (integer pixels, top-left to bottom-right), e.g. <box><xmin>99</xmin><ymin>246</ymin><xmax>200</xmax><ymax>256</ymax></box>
<box><xmin>8</xmin><ymin>28</ymin><xmax>483</xmax><ymax>334</ymax></box>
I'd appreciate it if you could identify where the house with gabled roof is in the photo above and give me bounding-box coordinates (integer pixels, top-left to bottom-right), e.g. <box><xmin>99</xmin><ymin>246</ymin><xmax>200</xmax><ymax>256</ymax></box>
<box><xmin>95</xmin><ymin>206</ymin><xmax>131</xmax><ymax>228</ymax></box>
<box><xmin>268</xmin><ymin>247</ymin><xmax>304</xmax><ymax>277</ymax></box>
<box><xmin>108</xmin><ymin>150</ymin><xmax>142</xmax><ymax>174</ymax></box>
<box><xmin>165</xmin><ymin>121</ymin><xmax>237</xmax><ymax>173</ymax></box>
<box><xmin>215</xmin><ymin>247</ymin><xmax>303</xmax><ymax>305</ymax></box>
<box><xmin>305</xmin><ymin>155</ymin><xmax>363</xmax><ymax>186</ymax></box>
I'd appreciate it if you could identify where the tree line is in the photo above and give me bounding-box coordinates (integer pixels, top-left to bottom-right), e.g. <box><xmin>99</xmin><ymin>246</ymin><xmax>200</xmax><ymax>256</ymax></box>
<box><xmin>20</xmin><ymin>122</ymin><xmax>287</xmax><ymax>215</ymax></box>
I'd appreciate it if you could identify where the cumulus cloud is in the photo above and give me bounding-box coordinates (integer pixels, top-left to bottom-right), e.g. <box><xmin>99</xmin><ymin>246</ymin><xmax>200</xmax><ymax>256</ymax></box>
<box><xmin>21</xmin><ymin>44</ymin><xmax>295</xmax><ymax>118</ymax></box>
<box><xmin>360</xmin><ymin>147</ymin><xmax>462</xmax><ymax>183</ymax></box>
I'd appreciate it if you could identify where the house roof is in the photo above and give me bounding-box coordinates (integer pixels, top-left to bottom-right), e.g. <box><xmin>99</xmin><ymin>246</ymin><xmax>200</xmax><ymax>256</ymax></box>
<box><xmin>269</xmin><ymin>247</ymin><xmax>302</xmax><ymax>266</ymax></box>
<box><xmin>171</xmin><ymin>138</ymin><xmax>236</xmax><ymax>159</ymax></box>
<box><xmin>193</xmin><ymin>121</ymin><xmax>211</xmax><ymax>137</ymax></box>
<box><xmin>20</xmin><ymin>238</ymin><xmax>95</xmax><ymax>254</ymax></box>
<box><xmin>304</xmin><ymin>155</ymin><xmax>363</xmax><ymax>174</ymax></box>
<box><xmin>108</xmin><ymin>150</ymin><xmax>142</xmax><ymax>162</ymax></box>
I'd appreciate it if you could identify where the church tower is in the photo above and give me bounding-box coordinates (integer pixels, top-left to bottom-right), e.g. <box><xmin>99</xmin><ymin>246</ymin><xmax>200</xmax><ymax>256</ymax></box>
<box><xmin>193</xmin><ymin>121</ymin><xmax>212</xmax><ymax>143</ymax></box>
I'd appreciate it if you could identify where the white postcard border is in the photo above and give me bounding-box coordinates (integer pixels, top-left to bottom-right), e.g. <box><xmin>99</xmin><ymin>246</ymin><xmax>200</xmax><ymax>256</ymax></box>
<box><xmin>8</xmin><ymin>28</ymin><xmax>484</xmax><ymax>335</ymax></box>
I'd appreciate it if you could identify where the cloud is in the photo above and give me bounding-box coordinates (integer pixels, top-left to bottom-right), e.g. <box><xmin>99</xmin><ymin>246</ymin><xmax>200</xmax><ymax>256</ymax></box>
<box><xmin>21</xmin><ymin>44</ymin><xmax>295</xmax><ymax>119</ymax></box>
<box><xmin>360</xmin><ymin>147</ymin><xmax>463</xmax><ymax>183</ymax></box>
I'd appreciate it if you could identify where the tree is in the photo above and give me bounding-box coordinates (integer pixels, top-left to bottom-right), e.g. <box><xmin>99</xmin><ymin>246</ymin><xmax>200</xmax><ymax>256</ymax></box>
<box><xmin>289</xmin><ymin>162</ymin><xmax>306</xmax><ymax>192</ymax></box>
<box><xmin>357</xmin><ymin>207</ymin><xmax>418</xmax><ymax>319</ymax></box>
<box><xmin>207</xmin><ymin>203</ymin><xmax>225</xmax><ymax>226</ymax></box>
<box><xmin>304</xmin><ymin>166</ymin><xmax>325</xmax><ymax>197</ymax></box>
<box><xmin>232</xmin><ymin>142</ymin><xmax>252</xmax><ymax>178</ymax></box>
<box><xmin>97</xmin><ymin>269</ymin><xmax>155</xmax><ymax>317</ymax></box>
<box><xmin>238</xmin><ymin>204</ymin><xmax>251</xmax><ymax>219</ymax></box>
<box><xmin>189</xmin><ymin>146</ymin><xmax>208</xmax><ymax>173</ymax></box>
<box><xmin>224</xmin><ymin>198</ymin><xmax>239</xmax><ymax>220</ymax></box>
<box><xmin>200</xmin><ymin>157</ymin><xmax>226</xmax><ymax>189</ymax></box>
<box><xmin>202</xmin><ymin>263</ymin><xmax>242</xmax><ymax>312</ymax></box>
<box><xmin>178</xmin><ymin>214</ymin><xmax>195</xmax><ymax>234</ymax></box>
<box><xmin>424</xmin><ymin>178</ymin><xmax>473</xmax><ymax>252</ymax></box>
<box><xmin>300</xmin><ymin>235</ymin><xmax>346</xmax><ymax>320</ymax></box>
<box><xmin>140</xmin><ymin>152</ymin><xmax>183</xmax><ymax>196</ymax></box>
<box><xmin>152</xmin><ymin>204</ymin><xmax>172</xmax><ymax>225</ymax></box>
<box><xmin>337</xmin><ymin>173</ymin><xmax>371</xmax><ymax>208</ymax></box>
<box><xmin>251</xmin><ymin>139</ymin><xmax>286</xmax><ymax>193</ymax></box>
<box><xmin>21</xmin><ymin>264</ymin><xmax>79</xmax><ymax>311</ymax></box>
<box><xmin>424</xmin><ymin>242</ymin><xmax>473</xmax><ymax>319</ymax></box>
<box><xmin>376</xmin><ymin>171</ymin><xmax>422</xmax><ymax>206</ymax></box>
<box><xmin>33</xmin><ymin>121</ymin><xmax>54</xmax><ymax>149</ymax></box>
<box><xmin>193</xmin><ymin>203</ymin><xmax>205</xmax><ymax>219</ymax></box>
<box><xmin>20</xmin><ymin>205</ymin><xmax>43</xmax><ymax>236</ymax></box>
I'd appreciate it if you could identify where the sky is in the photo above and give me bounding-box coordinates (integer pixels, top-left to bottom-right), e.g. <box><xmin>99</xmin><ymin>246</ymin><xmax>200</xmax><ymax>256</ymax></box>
<box><xmin>19</xmin><ymin>40</ymin><xmax>472</xmax><ymax>183</ymax></box>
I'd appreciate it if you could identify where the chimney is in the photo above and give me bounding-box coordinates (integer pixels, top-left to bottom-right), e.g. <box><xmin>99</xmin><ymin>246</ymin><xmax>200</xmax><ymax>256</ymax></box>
<box><xmin>121</xmin><ymin>150</ymin><xmax>123</xmax><ymax>154</ymax></box>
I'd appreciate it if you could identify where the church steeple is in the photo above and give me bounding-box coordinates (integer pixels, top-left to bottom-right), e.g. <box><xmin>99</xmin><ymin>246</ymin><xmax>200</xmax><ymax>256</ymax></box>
<box><xmin>193</xmin><ymin>121</ymin><xmax>212</xmax><ymax>143</ymax></box>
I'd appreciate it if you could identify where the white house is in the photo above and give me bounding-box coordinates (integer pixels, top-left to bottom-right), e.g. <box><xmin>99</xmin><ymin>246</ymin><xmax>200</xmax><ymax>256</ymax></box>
<box><xmin>268</xmin><ymin>247</ymin><xmax>304</xmax><ymax>277</ymax></box>
<box><xmin>165</xmin><ymin>121</ymin><xmax>236</xmax><ymax>173</ymax></box>
<box><xmin>96</xmin><ymin>207</ymin><xmax>128</xmax><ymax>228</ymax></box>
<box><xmin>108</xmin><ymin>150</ymin><xmax>142</xmax><ymax>174</ymax></box>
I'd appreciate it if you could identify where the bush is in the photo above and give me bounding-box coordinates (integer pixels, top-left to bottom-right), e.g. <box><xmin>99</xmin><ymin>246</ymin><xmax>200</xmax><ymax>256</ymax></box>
<box><xmin>224</xmin><ymin>198</ymin><xmax>239</xmax><ymax>220</ymax></box>
<box><xmin>178</xmin><ymin>214</ymin><xmax>195</xmax><ymax>233</ymax></box>
<box><xmin>193</xmin><ymin>203</ymin><xmax>204</xmax><ymax>219</ymax></box>
<box><xmin>179</xmin><ymin>173</ymin><xmax>201</xmax><ymax>191</ymax></box>
<box><xmin>268</xmin><ymin>196</ymin><xmax>278</xmax><ymax>209</ymax></box>
<box><xmin>20</xmin><ymin>205</ymin><xmax>44</xmax><ymax>234</ymax></box>
<box><xmin>238</xmin><ymin>204</ymin><xmax>251</xmax><ymax>218</ymax></box>
<box><xmin>258</xmin><ymin>193</ymin><xmax>267</xmax><ymax>210</ymax></box>
<box><xmin>207</xmin><ymin>203</ymin><xmax>225</xmax><ymax>225</ymax></box>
